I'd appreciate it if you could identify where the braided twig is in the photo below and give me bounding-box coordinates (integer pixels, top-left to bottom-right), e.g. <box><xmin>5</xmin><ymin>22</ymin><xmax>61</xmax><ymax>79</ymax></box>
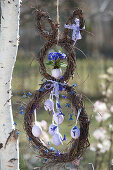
<box><xmin>24</xmin><ymin>82</ymin><xmax>90</xmax><ymax>166</ymax></box>
<box><xmin>36</xmin><ymin>39</ymin><xmax>76</xmax><ymax>83</ymax></box>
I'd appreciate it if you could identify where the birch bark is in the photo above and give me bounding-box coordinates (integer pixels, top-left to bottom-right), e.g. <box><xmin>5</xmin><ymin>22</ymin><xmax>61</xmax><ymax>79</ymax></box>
<box><xmin>0</xmin><ymin>0</ymin><xmax>20</xmax><ymax>169</ymax></box>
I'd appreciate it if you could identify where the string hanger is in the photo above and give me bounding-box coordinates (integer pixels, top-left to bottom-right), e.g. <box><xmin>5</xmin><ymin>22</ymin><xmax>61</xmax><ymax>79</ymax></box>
<box><xmin>57</xmin><ymin>0</ymin><xmax>60</xmax><ymax>44</ymax></box>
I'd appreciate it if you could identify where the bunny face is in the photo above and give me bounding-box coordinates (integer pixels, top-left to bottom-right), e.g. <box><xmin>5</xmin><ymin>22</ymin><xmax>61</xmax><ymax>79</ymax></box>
<box><xmin>35</xmin><ymin>8</ymin><xmax>85</xmax><ymax>83</ymax></box>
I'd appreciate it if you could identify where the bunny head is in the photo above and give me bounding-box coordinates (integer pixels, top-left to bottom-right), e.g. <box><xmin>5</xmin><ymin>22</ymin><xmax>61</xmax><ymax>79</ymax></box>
<box><xmin>35</xmin><ymin>9</ymin><xmax>85</xmax><ymax>83</ymax></box>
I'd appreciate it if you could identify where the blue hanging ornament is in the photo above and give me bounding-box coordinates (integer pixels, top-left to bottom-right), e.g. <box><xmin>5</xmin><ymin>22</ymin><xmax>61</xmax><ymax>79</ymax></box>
<box><xmin>32</xmin><ymin>122</ymin><xmax>42</xmax><ymax>137</ymax></box>
<box><xmin>71</xmin><ymin>126</ymin><xmax>80</xmax><ymax>139</ymax></box>
<box><xmin>44</xmin><ymin>99</ymin><xmax>54</xmax><ymax>111</ymax></box>
<box><xmin>49</xmin><ymin>124</ymin><xmax>57</xmax><ymax>136</ymax></box>
<box><xmin>53</xmin><ymin>113</ymin><xmax>64</xmax><ymax>124</ymax></box>
<box><xmin>52</xmin><ymin>133</ymin><xmax>63</xmax><ymax>146</ymax></box>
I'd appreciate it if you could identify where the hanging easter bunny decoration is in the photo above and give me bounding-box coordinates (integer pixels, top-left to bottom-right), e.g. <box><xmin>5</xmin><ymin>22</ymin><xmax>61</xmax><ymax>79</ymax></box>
<box><xmin>24</xmin><ymin>6</ymin><xmax>90</xmax><ymax>168</ymax></box>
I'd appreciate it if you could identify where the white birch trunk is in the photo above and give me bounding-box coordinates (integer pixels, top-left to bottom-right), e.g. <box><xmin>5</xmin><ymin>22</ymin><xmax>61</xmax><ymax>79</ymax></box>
<box><xmin>0</xmin><ymin>0</ymin><xmax>20</xmax><ymax>169</ymax></box>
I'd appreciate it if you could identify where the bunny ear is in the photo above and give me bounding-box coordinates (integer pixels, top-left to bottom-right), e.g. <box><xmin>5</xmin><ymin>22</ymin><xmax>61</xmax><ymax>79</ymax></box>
<box><xmin>35</xmin><ymin>10</ymin><xmax>58</xmax><ymax>41</ymax></box>
<box><xmin>63</xmin><ymin>8</ymin><xmax>85</xmax><ymax>40</ymax></box>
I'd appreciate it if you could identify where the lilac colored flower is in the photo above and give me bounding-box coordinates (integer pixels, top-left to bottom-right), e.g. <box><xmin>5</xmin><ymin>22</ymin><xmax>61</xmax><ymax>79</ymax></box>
<box><xmin>52</xmin><ymin>54</ymin><xmax>58</xmax><ymax>60</ymax></box>
<box><xmin>48</xmin><ymin>51</ymin><xmax>66</xmax><ymax>61</ymax></box>
<box><xmin>58</xmin><ymin>53</ymin><xmax>63</xmax><ymax>59</ymax></box>
<box><xmin>48</xmin><ymin>53</ymin><xmax>53</xmax><ymax>60</ymax></box>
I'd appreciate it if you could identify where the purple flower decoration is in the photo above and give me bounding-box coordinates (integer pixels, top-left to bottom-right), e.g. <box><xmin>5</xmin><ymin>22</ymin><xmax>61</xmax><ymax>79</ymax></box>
<box><xmin>48</xmin><ymin>52</ymin><xmax>58</xmax><ymax>60</ymax></box>
<box><xmin>48</xmin><ymin>51</ymin><xmax>66</xmax><ymax>61</ymax></box>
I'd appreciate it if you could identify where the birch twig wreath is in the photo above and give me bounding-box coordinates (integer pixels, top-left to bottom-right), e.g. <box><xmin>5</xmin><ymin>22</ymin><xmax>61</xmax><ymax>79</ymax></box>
<box><xmin>24</xmin><ymin>8</ymin><xmax>90</xmax><ymax>168</ymax></box>
<box><xmin>24</xmin><ymin>82</ymin><xmax>90</xmax><ymax>166</ymax></box>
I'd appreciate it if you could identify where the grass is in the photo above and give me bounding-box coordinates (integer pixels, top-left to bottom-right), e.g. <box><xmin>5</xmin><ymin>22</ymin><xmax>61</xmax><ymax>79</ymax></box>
<box><xmin>12</xmin><ymin>50</ymin><xmax>113</xmax><ymax>169</ymax></box>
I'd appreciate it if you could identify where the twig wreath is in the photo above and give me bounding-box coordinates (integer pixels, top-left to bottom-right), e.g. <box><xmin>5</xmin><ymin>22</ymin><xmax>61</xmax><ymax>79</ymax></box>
<box><xmin>24</xmin><ymin>8</ymin><xmax>90</xmax><ymax>168</ymax></box>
